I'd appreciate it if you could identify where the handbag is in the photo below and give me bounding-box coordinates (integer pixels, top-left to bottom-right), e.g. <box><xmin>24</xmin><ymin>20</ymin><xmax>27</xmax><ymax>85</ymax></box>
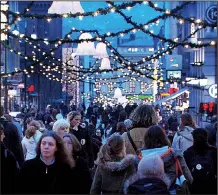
<box><xmin>170</xmin><ymin>157</ymin><xmax>190</xmax><ymax>195</ymax></box>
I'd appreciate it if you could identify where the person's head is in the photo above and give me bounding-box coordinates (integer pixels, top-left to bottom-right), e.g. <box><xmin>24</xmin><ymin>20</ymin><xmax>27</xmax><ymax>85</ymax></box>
<box><xmin>124</xmin><ymin>119</ymin><xmax>133</xmax><ymax>130</ymax></box>
<box><xmin>179</xmin><ymin>113</ymin><xmax>196</xmax><ymax>130</ymax></box>
<box><xmin>130</xmin><ymin>104</ymin><xmax>158</xmax><ymax>128</ymax></box>
<box><xmin>51</xmin><ymin>109</ymin><xmax>58</xmax><ymax>119</ymax></box>
<box><xmin>118</xmin><ymin>111</ymin><xmax>127</xmax><ymax>122</ymax></box>
<box><xmin>36</xmin><ymin>131</ymin><xmax>74</xmax><ymax>167</ymax></box>
<box><xmin>25</xmin><ymin>120</ymin><xmax>40</xmax><ymax>139</ymax></box>
<box><xmin>192</xmin><ymin>128</ymin><xmax>208</xmax><ymax>149</ymax></box>
<box><xmin>52</xmin><ymin>119</ymin><xmax>70</xmax><ymax>138</ymax></box>
<box><xmin>116</xmin><ymin>122</ymin><xmax>127</xmax><ymax>134</ymax></box>
<box><xmin>63</xmin><ymin>133</ymin><xmax>81</xmax><ymax>156</ymax></box>
<box><xmin>95</xmin><ymin>133</ymin><xmax>126</xmax><ymax>165</ymax></box>
<box><xmin>144</xmin><ymin>125</ymin><xmax>171</xmax><ymax>149</ymax></box>
<box><xmin>67</xmin><ymin>111</ymin><xmax>81</xmax><ymax>127</ymax></box>
<box><xmin>0</xmin><ymin>123</ymin><xmax>5</xmax><ymax>142</ymax></box>
<box><xmin>4</xmin><ymin>114</ymin><xmax>13</xmax><ymax>123</ymax></box>
<box><xmin>0</xmin><ymin>106</ymin><xmax>4</xmax><ymax>117</ymax></box>
<box><xmin>28</xmin><ymin>120</ymin><xmax>41</xmax><ymax>130</ymax></box>
<box><xmin>137</xmin><ymin>154</ymin><xmax>170</xmax><ymax>187</ymax></box>
<box><xmin>90</xmin><ymin>115</ymin><xmax>97</xmax><ymax>127</ymax></box>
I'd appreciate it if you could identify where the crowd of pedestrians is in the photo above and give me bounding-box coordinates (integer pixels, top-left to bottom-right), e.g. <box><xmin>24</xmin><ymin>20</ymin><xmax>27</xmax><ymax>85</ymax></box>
<box><xmin>0</xmin><ymin>102</ymin><xmax>217</xmax><ymax>194</ymax></box>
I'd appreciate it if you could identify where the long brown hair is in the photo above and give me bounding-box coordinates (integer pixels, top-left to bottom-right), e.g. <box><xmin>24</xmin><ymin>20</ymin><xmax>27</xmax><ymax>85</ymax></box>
<box><xmin>95</xmin><ymin>134</ymin><xmax>125</xmax><ymax>165</ymax></box>
<box><xmin>63</xmin><ymin>134</ymin><xmax>81</xmax><ymax>154</ymax></box>
<box><xmin>25</xmin><ymin>126</ymin><xmax>38</xmax><ymax>139</ymax></box>
<box><xmin>179</xmin><ymin>113</ymin><xmax>196</xmax><ymax>130</ymax></box>
<box><xmin>36</xmin><ymin>131</ymin><xmax>75</xmax><ymax>168</ymax></box>
<box><xmin>144</xmin><ymin>125</ymin><xmax>171</xmax><ymax>149</ymax></box>
<box><xmin>130</xmin><ymin>104</ymin><xmax>158</xmax><ymax>128</ymax></box>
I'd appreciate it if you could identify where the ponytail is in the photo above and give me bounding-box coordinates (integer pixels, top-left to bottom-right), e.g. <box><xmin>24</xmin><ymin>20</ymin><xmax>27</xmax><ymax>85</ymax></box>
<box><xmin>25</xmin><ymin>126</ymin><xmax>37</xmax><ymax>139</ymax></box>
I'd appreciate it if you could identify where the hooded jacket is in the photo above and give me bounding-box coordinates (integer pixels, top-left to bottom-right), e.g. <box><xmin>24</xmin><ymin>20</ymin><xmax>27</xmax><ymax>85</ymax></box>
<box><xmin>122</xmin><ymin>127</ymin><xmax>148</xmax><ymax>155</ymax></box>
<box><xmin>172</xmin><ymin>126</ymin><xmax>194</xmax><ymax>153</ymax></box>
<box><xmin>123</xmin><ymin>174</ymin><xmax>170</xmax><ymax>194</ymax></box>
<box><xmin>140</xmin><ymin>146</ymin><xmax>193</xmax><ymax>189</ymax></box>
<box><xmin>90</xmin><ymin>154</ymin><xmax>138</xmax><ymax>194</ymax></box>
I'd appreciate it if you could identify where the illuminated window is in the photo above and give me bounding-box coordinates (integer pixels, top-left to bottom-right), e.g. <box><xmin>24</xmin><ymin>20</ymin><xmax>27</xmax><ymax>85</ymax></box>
<box><xmin>129</xmin><ymin>80</ymin><xmax>135</xmax><ymax>93</ymax></box>
<box><xmin>140</xmin><ymin>82</ymin><xmax>146</xmax><ymax>92</ymax></box>
<box><xmin>148</xmin><ymin>48</ymin><xmax>154</xmax><ymax>52</ymax></box>
<box><xmin>95</xmin><ymin>82</ymin><xmax>101</xmax><ymax>91</ymax></box>
<box><xmin>108</xmin><ymin>83</ymin><xmax>113</xmax><ymax>92</ymax></box>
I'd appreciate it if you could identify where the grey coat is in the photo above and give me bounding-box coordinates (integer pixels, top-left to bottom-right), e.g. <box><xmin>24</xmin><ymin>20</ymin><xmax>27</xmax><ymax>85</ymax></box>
<box><xmin>162</xmin><ymin>149</ymin><xmax>193</xmax><ymax>188</ymax></box>
<box><xmin>90</xmin><ymin>154</ymin><xmax>138</xmax><ymax>194</ymax></box>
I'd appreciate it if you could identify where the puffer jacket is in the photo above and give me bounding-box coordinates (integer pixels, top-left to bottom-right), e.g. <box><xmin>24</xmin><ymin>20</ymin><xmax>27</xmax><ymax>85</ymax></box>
<box><xmin>122</xmin><ymin>127</ymin><xmax>148</xmax><ymax>155</ymax></box>
<box><xmin>90</xmin><ymin>154</ymin><xmax>138</xmax><ymax>194</ymax></box>
<box><xmin>172</xmin><ymin>126</ymin><xmax>194</xmax><ymax>153</ymax></box>
<box><xmin>124</xmin><ymin>174</ymin><xmax>170</xmax><ymax>194</ymax></box>
<box><xmin>141</xmin><ymin>146</ymin><xmax>193</xmax><ymax>189</ymax></box>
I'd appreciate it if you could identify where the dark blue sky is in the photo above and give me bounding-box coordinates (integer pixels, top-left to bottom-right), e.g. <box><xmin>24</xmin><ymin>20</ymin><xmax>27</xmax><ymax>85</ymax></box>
<box><xmin>63</xmin><ymin>2</ymin><xmax>168</xmax><ymax>46</ymax></box>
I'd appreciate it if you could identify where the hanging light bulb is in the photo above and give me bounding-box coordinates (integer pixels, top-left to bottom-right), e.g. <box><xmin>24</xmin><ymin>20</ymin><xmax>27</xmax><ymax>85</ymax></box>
<box><xmin>48</xmin><ymin>1</ymin><xmax>84</xmax><ymax>14</ymax></box>
<box><xmin>74</xmin><ymin>33</ymin><xmax>96</xmax><ymax>56</ymax></box>
<box><xmin>113</xmin><ymin>87</ymin><xmax>123</xmax><ymax>98</ymax></box>
<box><xmin>99</xmin><ymin>58</ymin><xmax>111</xmax><ymax>70</ymax></box>
<box><xmin>94</xmin><ymin>42</ymin><xmax>109</xmax><ymax>59</ymax></box>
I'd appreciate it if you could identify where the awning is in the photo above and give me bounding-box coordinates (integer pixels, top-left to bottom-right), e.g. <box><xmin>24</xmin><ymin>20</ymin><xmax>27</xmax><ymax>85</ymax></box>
<box><xmin>154</xmin><ymin>87</ymin><xmax>189</xmax><ymax>105</ymax></box>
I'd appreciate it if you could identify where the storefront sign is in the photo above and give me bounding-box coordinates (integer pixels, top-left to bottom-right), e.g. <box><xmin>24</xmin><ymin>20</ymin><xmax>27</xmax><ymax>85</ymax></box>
<box><xmin>208</xmin><ymin>84</ymin><xmax>217</xmax><ymax>98</ymax></box>
<box><xmin>160</xmin><ymin>92</ymin><xmax>170</xmax><ymax>97</ymax></box>
<box><xmin>205</xmin><ymin>5</ymin><xmax>217</xmax><ymax>24</ymax></box>
<box><xmin>17</xmin><ymin>83</ymin><xmax>24</xmax><ymax>89</ymax></box>
<box><xmin>165</xmin><ymin>55</ymin><xmax>182</xmax><ymax>70</ymax></box>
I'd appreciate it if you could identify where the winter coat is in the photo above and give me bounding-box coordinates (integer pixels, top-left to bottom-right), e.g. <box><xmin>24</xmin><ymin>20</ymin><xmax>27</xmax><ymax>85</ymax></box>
<box><xmin>16</xmin><ymin>155</ymin><xmax>78</xmax><ymax>194</ymax></box>
<box><xmin>90</xmin><ymin>154</ymin><xmax>138</xmax><ymax>194</ymax></box>
<box><xmin>1</xmin><ymin>142</ymin><xmax>20</xmax><ymax>194</ymax></box>
<box><xmin>124</xmin><ymin>175</ymin><xmax>170</xmax><ymax>194</ymax></box>
<box><xmin>172</xmin><ymin>126</ymin><xmax>194</xmax><ymax>153</ymax></box>
<box><xmin>0</xmin><ymin>117</ymin><xmax>24</xmax><ymax>167</ymax></box>
<box><xmin>122</xmin><ymin>127</ymin><xmax>148</xmax><ymax>155</ymax></box>
<box><xmin>70</xmin><ymin>125</ymin><xmax>94</xmax><ymax>168</ymax></box>
<box><xmin>141</xmin><ymin>146</ymin><xmax>193</xmax><ymax>189</ymax></box>
<box><xmin>184</xmin><ymin>145</ymin><xmax>217</xmax><ymax>194</ymax></box>
<box><xmin>74</xmin><ymin>155</ymin><xmax>92</xmax><ymax>194</ymax></box>
<box><xmin>21</xmin><ymin>130</ymin><xmax>42</xmax><ymax>160</ymax></box>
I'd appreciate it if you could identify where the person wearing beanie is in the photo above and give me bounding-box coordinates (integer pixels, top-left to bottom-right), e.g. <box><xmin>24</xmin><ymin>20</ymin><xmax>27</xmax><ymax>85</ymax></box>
<box><xmin>124</xmin><ymin>119</ymin><xmax>133</xmax><ymax>131</ymax></box>
<box><xmin>90</xmin><ymin>134</ymin><xmax>138</xmax><ymax>194</ymax></box>
<box><xmin>184</xmin><ymin>128</ymin><xmax>217</xmax><ymax>194</ymax></box>
<box><xmin>124</xmin><ymin>154</ymin><xmax>170</xmax><ymax>194</ymax></box>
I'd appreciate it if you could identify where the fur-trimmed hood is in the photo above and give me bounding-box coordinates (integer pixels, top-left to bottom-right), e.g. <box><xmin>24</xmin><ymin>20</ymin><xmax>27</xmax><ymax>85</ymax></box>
<box><xmin>101</xmin><ymin>154</ymin><xmax>139</xmax><ymax>173</ymax></box>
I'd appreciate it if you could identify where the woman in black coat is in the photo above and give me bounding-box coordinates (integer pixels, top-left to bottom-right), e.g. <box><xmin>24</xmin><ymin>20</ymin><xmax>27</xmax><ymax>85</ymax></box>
<box><xmin>16</xmin><ymin>131</ymin><xmax>78</xmax><ymax>194</ymax></box>
<box><xmin>0</xmin><ymin>124</ymin><xmax>20</xmax><ymax>194</ymax></box>
<box><xmin>63</xmin><ymin>133</ymin><xmax>92</xmax><ymax>193</ymax></box>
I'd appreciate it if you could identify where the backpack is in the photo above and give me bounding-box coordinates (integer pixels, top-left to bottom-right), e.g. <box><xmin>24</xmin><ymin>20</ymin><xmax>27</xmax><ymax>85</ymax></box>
<box><xmin>189</xmin><ymin>150</ymin><xmax>216</xmax><ymax>185</ymax></box>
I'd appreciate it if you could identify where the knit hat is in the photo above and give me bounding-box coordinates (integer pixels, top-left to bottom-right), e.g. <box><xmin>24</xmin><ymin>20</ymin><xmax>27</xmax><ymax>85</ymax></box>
<box><xmin>124</xmin><ymin>119</ymin><xmax>132</xmax><ymax>129</ymax></box>
<box><xmin>138</xmin><ymin>154</ymin><xmax>164</xmax><ymax>177</ymax></box>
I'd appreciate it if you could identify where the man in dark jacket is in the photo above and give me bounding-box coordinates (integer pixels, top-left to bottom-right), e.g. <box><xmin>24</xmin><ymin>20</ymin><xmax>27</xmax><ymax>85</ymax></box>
<box><xmin>0</xmin><ymin>124</ymin><xmax>20</xmax><ymax>194</ymax></box>
<box><xmin>184</xmin><ymin>128</ymin><xmax>217</xmax><ymax>194</ymax></box>
<box><xmin>0</xmin><ymin>106</ymin><xmax>24</xmax><ymax>167</ymax></box>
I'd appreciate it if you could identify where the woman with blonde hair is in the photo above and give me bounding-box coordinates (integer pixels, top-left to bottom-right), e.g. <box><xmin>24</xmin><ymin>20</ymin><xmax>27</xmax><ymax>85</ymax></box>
<box><xmin>172</xmin><ymin>113</ymin><xmax>196</xmax><ymax>153</ymax></box>
<box><xmin>63</xmin><ymin>133</ymin><xmax>92</xmax><ymax>194</ymax></box>
<box><xmin>21</xmin><ymin>120</ymin><xmax>42</xmax><ymax>160</ymax></box>
<box><xmin>52</xmin><ymin>119</ymin><xmax>70</xmax><ymax>138</ymax></box>
<box><xmin>90</xmin><ymin>134</ymin><xmax>138</xmax><ymax>194</ymax></box>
